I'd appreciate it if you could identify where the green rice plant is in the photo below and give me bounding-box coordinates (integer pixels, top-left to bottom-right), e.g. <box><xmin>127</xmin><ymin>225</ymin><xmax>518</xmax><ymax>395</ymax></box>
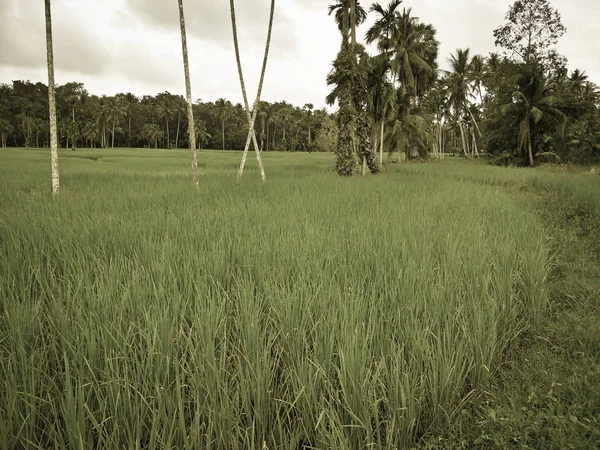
<box><xmin>0</xmin><ymin>149</ymin><xmax>562</xmax><ymax>449</ymax></box>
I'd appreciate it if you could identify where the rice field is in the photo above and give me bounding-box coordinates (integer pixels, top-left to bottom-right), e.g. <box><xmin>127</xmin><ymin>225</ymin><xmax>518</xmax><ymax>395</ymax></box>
<box><xmin>0</xmin><ymin>148</ymin><xmax>596</xmax><ymax>449</ymax></box>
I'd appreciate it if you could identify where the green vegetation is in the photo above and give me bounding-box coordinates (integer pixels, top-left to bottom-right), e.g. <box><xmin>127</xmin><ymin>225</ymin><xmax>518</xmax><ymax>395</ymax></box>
<box><xmin>1</xmin><ymin>149</ymin><xmax>599</xmax><ymax>448</ymax></box>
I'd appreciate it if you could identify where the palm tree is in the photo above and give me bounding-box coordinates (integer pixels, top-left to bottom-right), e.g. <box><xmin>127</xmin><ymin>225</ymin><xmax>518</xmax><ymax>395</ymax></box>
<box><xmin>215</xmin><ymin>98</ymin><xmax>232</xmax><ymax>150</ymax></box>
<box><xmin>391</xmin><ymin>9</ymin><xmax>435</xmax><ymax>96</ymax></box>
<box><xmin>328</xmin><ymin>0</ymin><xmax>367</xmax><ymax>37</ymax></box>
<box><xmin>44</xmin><ymin>0</ymin><xmax>59</xmax><ymax>195</ymax></box>
<box><xmin>117</xmin><ymin>92</ymin><xmax>138</xmax><ymax>148</ymax></box>
<box><xmin>569</xmin><ymin>69</ymin><xmax>588</xmax><ymax>98</ymax></box>
<box><xmin>367</xmin><ymin>55</ymin><xmax>395</xmax><ymax>165</ymax></box>
<box><xmin>194</xmin><ymin>118</ymin><xmax>211</xmax><ymax>149</ymax></box>
<box><xmin>156</xmin><ymin>93</ymin><xmax>175</xmax><ymax>148</ymax></box>
<box><xmin>105</xmin><ymin>97</ymin><xmax>126</xmax><ymax>148</ymax></box>
<box><xmin>446</xmin><ymin>48</ymin><xmax>473</xmax><ymax>156</ymax></box>
<box><xmin>501</xmin><ymin>66</ymin><xmax>564</xmax><ymax>166</ymax></box>
<box><xmin>303</xmin><ymin>103</ymin><xmax>313</xmax><ymax>145</ymax></box>
<box><xmin>173</xmin><ymin>97</ymin><xmax>186</xmax><ymax>149</ymax></box>
<box><xmin>230</xmin><ymin>0</ymin><xmax>272</xmax><ymax>182</ymax></box>
<box><xmin>178</xmin><ymin>0</ymin><xmax>198</xmax><ymax>185</ymax></box>
<box><xmin>366</xmin><ymin>0</ymin><xmax>402</xmax><ymax>59</ymax></box>
<box><xmin>470</xmin><ymin>54</ymin><xmax>486</xmax><ymax>103</ymax></box>
<box><xmin>328</xmin><ymin>1</ymin><xmax>356</xmax><ymax>175</ymax></box>
<box><xmin>141</xmin><ymin>124</ymin><xmax>164</xmax><ymax>149</ymax></box>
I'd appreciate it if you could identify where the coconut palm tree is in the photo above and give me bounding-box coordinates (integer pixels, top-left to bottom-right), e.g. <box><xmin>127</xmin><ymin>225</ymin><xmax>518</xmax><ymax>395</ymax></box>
<box><xmin>391</xmin><ymin>9</ymin><xmax>435</xmax><ymax>96</ymax></box>
<box><xmin>194</xmin><ymin>118</ymin><xmax>211</xmax><ymax>149</ymax></box>
<box><xmin>116</xmin><ymin>92</ymin><xmax>138</xmax><ymax>148</ymax></box>
<box><xmin>230</xmin><ymin>0</ymin><xmax>273</xmax><ymax>182</ymax></box>
<box><xmin>367</xmin><ymin>55</ymin><xmax>395</xmax><ymax>165</ymax></box>
<box><xmin>215</xmin><ymin>98</ymin><xmax>232</xmax><ymax>151</ymax></box>
<box><xmin>156</xmin><ymin>93</ymin><xmax>175</xmax><ymax>148</ymax></box>
<box><xmin>44</xmin><ymin>0</ymin><xmax>59</xmax><ymax>195</ymax></box>
<box><xmin>178</xmin><ymin>0</ymin><xmax>198</xmax><ymax>185</ymax></box>
<box><xmin>446</xmin><ymin>48</ymin><xmax>474</xmax><ymax>156</ymax></box>
<box><xmin>105</xmin><ymin>97</ymin><xmax>126</xmax><ymax>148</ymax></box>
<box><xmin>569</xmin><ymin>69</ymin><xmax>588</xmax><ymax>98</ymax></box>
<box><xmin>303</xmin><ymin>103</ymin><xmax>313</xmax><ymax>145</ymax></box>
<box><xmin>501</xmin><ymin>66</ymin><xmax>564</xmax><ymax>166</ymax></box>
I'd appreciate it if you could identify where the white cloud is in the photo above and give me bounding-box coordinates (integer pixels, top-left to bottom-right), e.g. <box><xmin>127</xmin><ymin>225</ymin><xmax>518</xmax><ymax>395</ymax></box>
<box><xmin>1</xmin><ymin>0</ymin><xmax>599</xmax><ymax>110</ymax></box>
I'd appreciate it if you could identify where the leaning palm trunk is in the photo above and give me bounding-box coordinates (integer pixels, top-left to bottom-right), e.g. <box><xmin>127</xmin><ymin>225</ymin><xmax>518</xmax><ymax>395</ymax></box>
<box><xmin>45</xmin><ymin>0</ymin><xmax>59</xmax><ymax>195</ymax></box>
<box><xmin>178</xmin><ymin>0</ymin><xmax>198</xmax><ymax>186</ymax></box>
<box><xmin>230</xmin><ymin>0</ymin><xmax>273</xmax><ymax>182</ymax></box>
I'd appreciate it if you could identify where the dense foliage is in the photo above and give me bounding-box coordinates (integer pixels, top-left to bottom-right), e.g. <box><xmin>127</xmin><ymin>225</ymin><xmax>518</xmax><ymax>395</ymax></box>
<box><xmin>0</xmin><ymin>82</ymin><xmax>336</xmax><ymax>152</ymax></box>
<box><xmin>326</xmin><ymin>0</ymin><xmax>600</xmax><ymax>168</ymax></box>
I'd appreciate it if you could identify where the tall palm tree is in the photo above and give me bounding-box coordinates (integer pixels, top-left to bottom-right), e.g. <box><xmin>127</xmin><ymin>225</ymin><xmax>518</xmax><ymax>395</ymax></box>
<box><xmin>44</xmin><ymin>0</ymin><xmax>59</xmax><ymax>195</ymax></box>
<box><xmin>328</xmin><ymin>1</ymin><xmax>357</xmax><ymax>175</ymax></box>
<box><xmin>502</xmin><ymin>66</ymin><xmax>564</xmax><ymax>166</ymax></box>
<box><xmin>391</xmin><ymin>9</ymin><xmax>435</xmax><ymax>94</ymax></box>
<box><xmin>178</xmin><ymin>0</ymin><xmax>198</xmax><ymax>185</ymax></box>
<box><xmin>569</xmin><ymin>69</ymin><xmax>588</xmax><ymax>98</ymax></box>
<box><xmin>303</xmin><ymin>103</ymin><xmax>313</xmax><ymax>145</ymax></box>
<box><xmin>366</xmin><ymin>0</ymin><xmax>402</xmax><ymax>58</ymax></box>
<box><xmin>367</xmin><ymin>55</ymin><xmax>395</xmax><ymax>165</ymax></box>
<box><xmin>105</xmin><ymin>97</ymin><xmax>126</xmax><ymax>148</ymax></box>
<box><xmin>215</xmin><ymin>98</ymin><xmax>232</xmax><ymax>151</ymax></box>
<box><xmin>446</xmin><ymin>48</ymin><xmax>474</xmax><ymax>156</ymax></box>
<box><xmin>156</xmin><ymin>94</ymin><xmax>175</xmax><ymax>148</ymax></box>
<box><xmin>328</xmin><ymin>0</ymin><xmax>367</xmax><ymax>36</ymax></box>
<box><xmin>230</xmin><ymin>0</ymin><xmax>273</xmax><ymax>182</ymax></box>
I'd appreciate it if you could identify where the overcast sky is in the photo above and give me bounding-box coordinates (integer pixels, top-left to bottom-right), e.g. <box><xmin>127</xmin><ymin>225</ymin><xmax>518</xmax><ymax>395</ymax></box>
<box><xmin>1</xmin><ymin>0</ymin><xmax>598</xmax><ymax>110</ymax></box>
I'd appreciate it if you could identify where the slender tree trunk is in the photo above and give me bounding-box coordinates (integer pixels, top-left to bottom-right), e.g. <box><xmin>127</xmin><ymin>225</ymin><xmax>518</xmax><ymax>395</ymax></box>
<box><xmin>471</xmin><ymin>126</ymin><xmax>479</xmax><ymax>158</ymax></box>
<box><xmin>175</xmin><ymin>110</ymin><xmax>180</xmax><ymax>149</ymax></box>
<box><xmin>336</xmin><ymin>0</ymin><xmax>355</xmax><ymax>176</ymax></box>
<box><xmin>528</xmin><ymin>136</ymin><xmax>534</xmax><ymax>166</ymax></box>
<box><xmin>222</xmin><ymin>119</ymin><xmax>225</xmax><ymax>150</ymax></box>
<box><xmin>165</xmin><ymin>119</ymin><xmax>170</xmax><ymax>148</ymax></box>
<box><xmin>230</xmin><ymin>0</ymin><xmax>273</xmax><ymax>182</ymax></box>
<box><xmin>350</xmin><ymin>0</ymin><xmax>356</xmax><ymax>47</ymax></box>
<box><xmin>112</xmin><ymin>119</ymin><xmax>115</xmax><ymax>148</ymax></box>
<box><xmin>380</xmin><ymin>120</ymin><xmax>384</xmax><ymax>166</ymax></box>
<box><xmin>128</xmin><ymin>113</ymin><xmax>131</xmax><ymax>147</ymax></box>
<box><xmin>458</xmin><ymin>121</ymin><xmax>469</xmax><ymax>157</ymax></box>
<box><xmin>45</xmin><ymin>0</ymin><xmax>59</xmax><ymax>195</ymax></box>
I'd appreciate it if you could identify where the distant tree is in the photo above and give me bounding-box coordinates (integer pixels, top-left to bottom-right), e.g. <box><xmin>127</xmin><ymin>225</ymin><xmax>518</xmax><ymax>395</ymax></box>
<box><xmin>141</xmin><ymin>124</ymin><xmax>164</xmax><ymax>148</ymax></box>
<box><xmin>0</xmin><ymin>119</ymin><xmax>13</xmax><ymax>148</ymax></box>
<box><xmin>106</xmin><ymin>97</ymin><xmax>126</xmax><ymax>148</ymax></box>
<box><xmin>303</xmin><ymin>103</ymin><xmax>313</xmax><ymax>145</ymax></box>
<box><xmin>215</xmin><ymin>98</ymin><xmax>232</xmax><ymax>150</ymax></box>
<box><xmin>501</xmin><ymin>66</ymin><xmax>564</xmax><ymax>166</ymax></box>
<box><xmin>367</xmin><ymin>55</ymin><xmax>395</xmax><ymax>165</ymax></box>
<box><xmin>44</xmin><ymin>0</ymin><xmax>59</xmax><ymax>194</ymax></box>
<box><xmin>493</xmin><ymin>0</ymin><xmax>566</xmax><ymax>71</ymax></box>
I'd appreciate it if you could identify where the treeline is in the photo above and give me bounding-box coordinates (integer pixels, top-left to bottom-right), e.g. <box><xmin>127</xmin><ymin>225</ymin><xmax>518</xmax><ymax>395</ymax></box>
<box><xmin>0</xmin><ymin>82</ymin><xmax>337</xmax><ymax>152</ymax></box>
<box><xmin>328</xmin><ymin>0</ymin><xmax>600</xmax><ymax>169</ymax></box>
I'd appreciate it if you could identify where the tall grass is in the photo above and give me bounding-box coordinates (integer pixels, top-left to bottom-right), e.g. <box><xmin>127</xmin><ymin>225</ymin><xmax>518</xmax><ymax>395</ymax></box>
<box><xmin>0</xmin><ymin>149</ymin><xmax>552</xmax><ymax>448</ymax></box>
